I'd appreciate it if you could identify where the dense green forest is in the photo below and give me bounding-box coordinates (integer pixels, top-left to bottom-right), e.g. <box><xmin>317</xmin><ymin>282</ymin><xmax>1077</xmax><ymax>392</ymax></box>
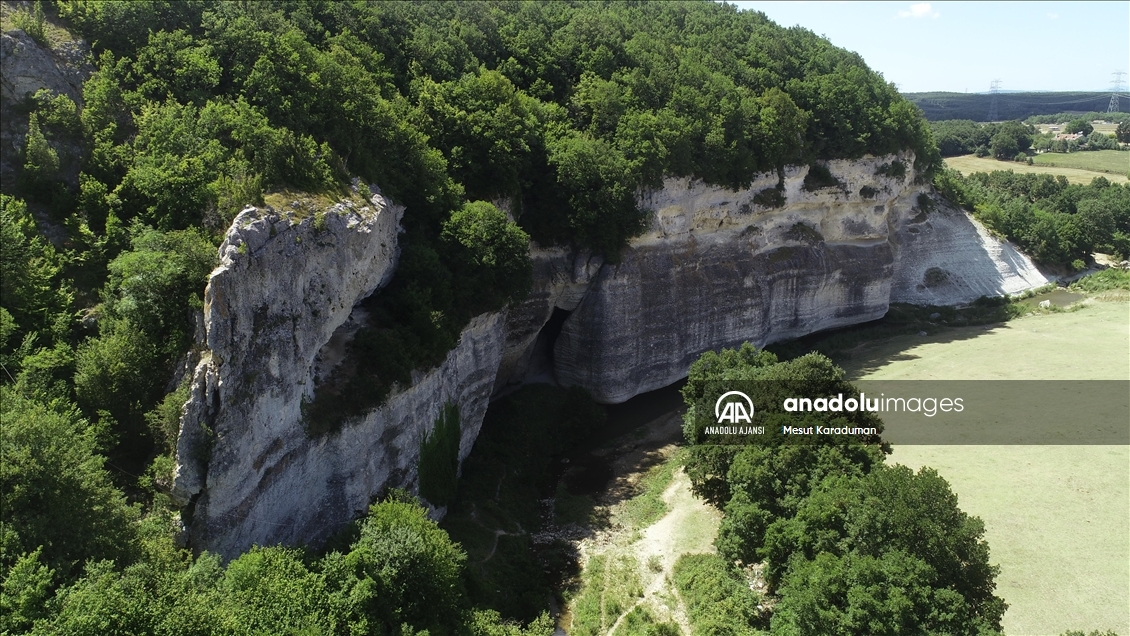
<box><xmin>903</xmin><ymin>91</ymin><xmax>1126</xmax><ymax>122</ymax></box>
<box><xmin>1</xmin><ymin>0</ymin><xmax>946</xmax><ymax>632</ymax></box>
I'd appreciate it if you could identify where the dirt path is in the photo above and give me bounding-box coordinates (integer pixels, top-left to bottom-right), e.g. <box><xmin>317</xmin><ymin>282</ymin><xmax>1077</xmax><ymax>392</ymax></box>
<box><xmin>567</xmin><ymin>412</ymin><xmax>722</xmax><ymax>635</ymax></box>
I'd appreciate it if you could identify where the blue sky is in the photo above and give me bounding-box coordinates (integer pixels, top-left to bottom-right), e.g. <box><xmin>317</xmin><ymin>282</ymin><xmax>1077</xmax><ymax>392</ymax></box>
<box><xmin>723</xmin><ymin>1</ymin><xmax>1130</xmax><ymax>93</ymax></box>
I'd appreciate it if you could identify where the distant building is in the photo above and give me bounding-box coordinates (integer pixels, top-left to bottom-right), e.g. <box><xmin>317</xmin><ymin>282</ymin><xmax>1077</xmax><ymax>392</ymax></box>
<box><xmin>1054</xmin><ymin>133</ymin><xmax>1083</xmax><ymax>141</ymax></box>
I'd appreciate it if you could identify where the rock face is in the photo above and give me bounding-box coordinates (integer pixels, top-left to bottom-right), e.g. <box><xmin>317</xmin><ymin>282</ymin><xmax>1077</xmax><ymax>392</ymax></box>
<box><xmin>0</xmin><ymin>27</ymin><xmax>91</xmax><ymax>187</ymax></box>
<box><xmin>500</xmin><ymin>155</ymin><xmax>1048</xmax><ymax>402</ymax></box>
<box><xmin>173</xmin><ymin>196</ymin><xmax>413</xmax><ymax>557</ymax></box>
<box><xmin>178</xmin><ymin>155</ymin><xmax>1049</xmax><ymax>557</ymax></box>
<box><xmin>890</xmin><ymin>196</ymin><xmax>1049</xmax><ymax>304</ymax></box>
<box><xmin>550</xmin><ymin>157</ymin><xmax>907</xmax><ymax>402</ymax></box>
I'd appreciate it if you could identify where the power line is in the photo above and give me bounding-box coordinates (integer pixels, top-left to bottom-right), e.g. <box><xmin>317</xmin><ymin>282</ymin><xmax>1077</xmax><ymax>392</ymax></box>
<box><xmin>987</xmin><ymin>79</ymin><xmax>1001</xmax><ymax>121</ymax></box>
<box><xmin>1107</xmin><ymin>70</ymin><xmax>1125</xmax><ymax>112</ymax></box>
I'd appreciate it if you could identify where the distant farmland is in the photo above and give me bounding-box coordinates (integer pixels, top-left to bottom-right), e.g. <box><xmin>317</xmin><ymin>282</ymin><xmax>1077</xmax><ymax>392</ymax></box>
<box><xmin>944</xmin><ymin>154</ymin><xmax>1129</xmax><ymax>185</ymax></box>
<box><xmin>903</xmin><ymin>91</ymin><xmax>1125</xmax><ymax>121</ymax></box>
<box><xmin>1032</xmin><ymin>150</ymin><xmax>1130</xmax><ymax>176</ymax></box>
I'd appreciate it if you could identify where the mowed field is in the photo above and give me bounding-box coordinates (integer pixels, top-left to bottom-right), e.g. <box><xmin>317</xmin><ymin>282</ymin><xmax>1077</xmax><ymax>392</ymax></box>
<box><xmin>945</xmin><ymin>154</ymin><xmax>1129</xmax><ymax>185</ymax></box>
<box><xmin>840</xmin><ymin>300</ymin><xmax>1130</xmax><ymax>636</ymax></box>
<box><xmin>1032</xmin><ymin>149</ymin><xmax>1129</xmax><ymax>176</ymax></box>
<box><xmin>1035</xmin><ymin>123</ymin><xmax>1119</xmax><ymax>135</ymax></box>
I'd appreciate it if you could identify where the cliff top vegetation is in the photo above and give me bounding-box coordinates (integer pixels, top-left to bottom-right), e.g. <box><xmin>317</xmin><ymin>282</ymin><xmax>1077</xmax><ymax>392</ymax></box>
<box><xmin>3</xmin><ymin>1</ymin><xmax>942</xmax><ymax>632</ymax></box>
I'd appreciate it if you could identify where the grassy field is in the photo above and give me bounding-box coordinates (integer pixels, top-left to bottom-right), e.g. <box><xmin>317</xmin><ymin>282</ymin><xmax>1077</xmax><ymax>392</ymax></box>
<box><xmin>1032</xmin><ymin>149</ymin><xmax>1129</xmax><ymax>176</ymax></box>
<box><xmin>841</xmin><ymin>300</ymin><xmax>1130</xmax><ymax>636</ymax></box>
<box><xmin>1035</xmin><ymin>123</ymin><xmax>1119</xmax><ymax>135</ymax></box>
<box><xmin>945</xmin><ymin>154</ymin><xmax>1129</xmax><ymax>185</ymax></box>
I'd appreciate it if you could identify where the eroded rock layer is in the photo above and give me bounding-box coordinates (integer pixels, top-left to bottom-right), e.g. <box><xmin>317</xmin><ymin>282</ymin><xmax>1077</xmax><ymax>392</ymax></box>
<box><xmin>177</xmin><ymin>155</ymin><xmax>1049</xmax><ymax>556</ymax></box>
<box><xmin>890</xmin><ymin>197</ymin><xmax>1049</xmax><ymax>305</ymax></box>
<box><xmin>173</xmin><ymin>196</ymin><xmax>411</xmax><ymax>557</ymax></box>
<box><xmin>552</xmin><ymin>156</ymin><xmax>909</xmax><ymax>402</ymax></box>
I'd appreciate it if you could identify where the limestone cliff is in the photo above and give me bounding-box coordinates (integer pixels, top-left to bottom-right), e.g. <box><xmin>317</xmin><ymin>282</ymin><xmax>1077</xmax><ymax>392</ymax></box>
<box><xmin>178</xmin><ymin>156</ymin><xmax>1048</xmax><ymax>557</ymax></box>
<box><xmin>499</xmin><ymin>155</ymin><xmax>1047</xmax><ymax>402</ymax></box>
<box><xmin>889</xmin><ymin>195</ymin><xmax>1049</xmax><ymax>304</ymax></box>
<box><xmin>173</xmin><ymin>194</ymin><xmax>407</xmax><ymax>556</ymax></box>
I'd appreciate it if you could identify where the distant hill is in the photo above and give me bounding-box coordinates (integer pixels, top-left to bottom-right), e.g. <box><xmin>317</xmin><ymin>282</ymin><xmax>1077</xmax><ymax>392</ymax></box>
<box><xmin>903</xmin><ymin>92</ymin><xmax>1126</xmax><ymax>122</ymax></box>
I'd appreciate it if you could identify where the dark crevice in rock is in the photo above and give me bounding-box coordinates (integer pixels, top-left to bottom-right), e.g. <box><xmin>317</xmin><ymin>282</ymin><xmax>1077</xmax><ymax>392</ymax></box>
<box><xmin>527</xmin><ymin>306</ymin><xmax>572</xmax><ymax>382</ymax></box>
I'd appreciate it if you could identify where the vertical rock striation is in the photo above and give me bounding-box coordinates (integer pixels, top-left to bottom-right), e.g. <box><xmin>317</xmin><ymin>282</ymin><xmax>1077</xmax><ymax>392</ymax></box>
<box><xmin>889</xmin><ymin>195</ymin><xmax>1049</xmax><ymax>305</ymax></box>
<box><xmin>552</xmin><ymin>156</ymin><xmax>911</xmax><ymax>402</ymax></box>
<box><xmin>174</xmin><ymin>196</ymin><xmax>399</xmax><ymax>556</ymax></box>
<box><xmin>177</xmin><ymin>155</ymin><xmax>1049</xmax><ymax>556</ymax></box>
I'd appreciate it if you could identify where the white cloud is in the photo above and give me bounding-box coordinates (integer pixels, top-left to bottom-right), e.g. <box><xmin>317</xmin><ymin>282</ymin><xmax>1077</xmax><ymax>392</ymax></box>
<box><xmin>897</xmin><ymin>3</ymin><xmax>940</xmax><ymax>19</ymax></box>
<box><xmin>1047</xmin><ymin>12</ymin><xmax>1059</xmax><ymax>19</ymax></box>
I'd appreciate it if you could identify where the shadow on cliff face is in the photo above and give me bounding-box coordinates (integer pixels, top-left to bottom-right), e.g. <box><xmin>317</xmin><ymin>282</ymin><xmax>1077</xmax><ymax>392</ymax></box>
<box><xmin>526</xmin><ymin>307</ymin><xmax>571</xmax><ymax>382</ymax></box>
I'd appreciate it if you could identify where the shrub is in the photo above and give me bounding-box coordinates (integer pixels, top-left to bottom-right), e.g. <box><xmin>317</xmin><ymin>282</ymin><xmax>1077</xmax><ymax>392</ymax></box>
<box><xmin>672</xmin><ymin>554</ymin><xmax>763</xmax><ymax>633</ymax></box>
<box><xmin>875</xmin><ymin>159</ymin><xmax>907</xmax><ymax>179</ymax></box>
<box><xmin>923</xmin><ymin>267</ymin><xmax>949</xmax><ymax>287</ymax></box>
<box><xmin>753</xmin><ymin>186</ymin><xmax>786</xmax><ymax>208</ymax></box>
<box><xmin>11</xmin><ymin>1</ymin><xmax>48</xmax><ymax>45</ymax></box>
<box><xmin>803</xmin><ymin>163</ymin><xmax>842</xmax><ymax>191</ymax></box>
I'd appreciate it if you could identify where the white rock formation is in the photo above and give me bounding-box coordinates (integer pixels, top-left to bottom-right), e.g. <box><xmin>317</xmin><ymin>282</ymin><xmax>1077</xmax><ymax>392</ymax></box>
<box><xmin>890</xmin><ymin>195</ymin><xmax>1049</xmax><ymax>304</ymax></box>
<box><xmin>497</xmin><ymin>155</ymin><xmax>1048</xmax><ymax>402</ymax></box>
<box><xmin>178</xmin><ymin>156</ymin><xmax>1049</xmax><ymax>556</ymax></box>
<box><xmin>173</xmin><ymin>195</ymin><xmax>406</xmax><ymax>555</ymax></box>
<box><xmin>548</xmin><ymin>156</ymin><xmax>909</xmax><ymax>402</ymax></box>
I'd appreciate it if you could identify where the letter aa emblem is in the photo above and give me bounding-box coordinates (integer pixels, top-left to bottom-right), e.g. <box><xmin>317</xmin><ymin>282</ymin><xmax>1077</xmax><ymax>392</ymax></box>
<box><xmin>715</xmin><ymin>391</ymin><xmax>754</xmax><ymax>424</ymax></box>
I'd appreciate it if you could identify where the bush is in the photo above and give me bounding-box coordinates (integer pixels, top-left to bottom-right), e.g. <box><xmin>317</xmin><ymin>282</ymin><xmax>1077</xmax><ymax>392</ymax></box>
<box><xmin>875</xmin><ymin>159</ymin><xmax>907</xmax><ymax>179</ymax></box>
<box><xmin>11</xmin><ymin>1</ymin><xmax>48</xmax><ymax>45</ymax></box>
<box><xmin>672</xmin><ymin>554</ymin><xmax>764</xmax><ymax>634</ymax></box>
<box><xmin>1070</xmin><ymin>268</ymin><xmax>1130</xmax><ymax>292</ymax></box>
<box><xmin>753</xmin><ymin>185</ymin><xmax>786</xmax><ymax>208</ymax></box>
<box><xmin>803</xmin><ymin>163</ymin><xmax>842</xmax><ymax>191</ymax></box>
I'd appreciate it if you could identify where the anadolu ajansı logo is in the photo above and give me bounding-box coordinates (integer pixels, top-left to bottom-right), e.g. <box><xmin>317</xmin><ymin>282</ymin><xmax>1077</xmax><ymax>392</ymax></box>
<box><xmin>715</xmin><ymin>391</ymin><xmax>754</xmax><ymax>424</ymax></box>
<box><xmin>707</xmin><ymin>390</ymin><xmax>763</xmax><ymax>435</ymax></box>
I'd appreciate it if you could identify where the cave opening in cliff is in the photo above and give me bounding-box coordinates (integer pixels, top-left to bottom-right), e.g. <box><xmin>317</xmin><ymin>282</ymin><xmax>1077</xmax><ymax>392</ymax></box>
<box><xmin>528</xmin><ymin>307</ymin><xmax>572</xmax><ymax>381</ymax></box>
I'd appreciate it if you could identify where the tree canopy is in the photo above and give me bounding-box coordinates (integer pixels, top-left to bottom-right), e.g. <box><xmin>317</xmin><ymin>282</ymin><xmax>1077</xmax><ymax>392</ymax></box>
<box><xmin>679</xmin><ymin>344</ymin><xmax>1007</xmax><ymax>636</ymax></box>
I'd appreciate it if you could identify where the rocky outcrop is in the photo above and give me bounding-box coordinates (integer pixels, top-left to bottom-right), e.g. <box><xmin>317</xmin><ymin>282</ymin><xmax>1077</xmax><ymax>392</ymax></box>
<box><xmin>182</xmin><ymin>310</ymin><xmax>505</xmax><ymax>558</ymax></box>
<box><xmin>173</xmin><ymin>195</ymin><xmax>407</xmax><ymax>556</ymax></box>
<box><xmin>179</xmin><ymin>155</ymin><xmax>1049</xmax><ymax>557</ymax></box>
<box><xmin>548</xmin><ymin>157</ymin><xmax>908</xmax><ymax>402</ymax></box>
<box><xmin>500</xmin><ymin>155</ymin><xmax>1048</xmax><ymax>403</ymax></box>
<box><xmin>0</xmin><ymin>27</ymin><xmax>91</xmax><ymax>188</ymax></box>
<box><xmin>890</xmin><ymin>196</ymin><xmax>1049</xmax><ymax>304</ymax></box>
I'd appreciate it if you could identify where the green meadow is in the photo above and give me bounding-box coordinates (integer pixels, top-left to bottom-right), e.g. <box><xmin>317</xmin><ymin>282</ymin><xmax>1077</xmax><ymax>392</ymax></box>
<box><xmin>1032</xmin><ymin>149</ymin><xmax>1130</xmax><ymax>177</ymax></box>
<box><xmin>946</xmin><ymin>154</ymin><xmax>1129</xmax><ymax>185</ymax></box>
<box><xmin>842</xmin><ymin>299</ymin><xmax>1130</xmax><ymax>636</ymax></box>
